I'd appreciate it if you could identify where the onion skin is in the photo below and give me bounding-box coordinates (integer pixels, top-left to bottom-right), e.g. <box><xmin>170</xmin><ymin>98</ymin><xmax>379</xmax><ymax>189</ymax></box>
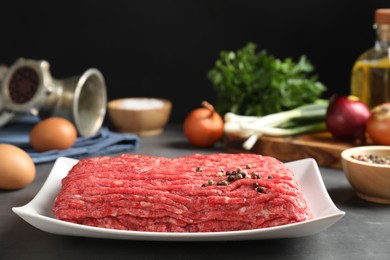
<box><xmin>325</xmin><ymin>95</ymin><xmax>371</xmax><ymax>143</ymax></box>
<box><xmin>366</xmin><ymin>102</ymin><xmax>390</xmax><ymax>145</ymax></box>
<box><xmin>183</xmin><ymin>101</ymin><xmax>224</xmax><ymax>147</ymax></box>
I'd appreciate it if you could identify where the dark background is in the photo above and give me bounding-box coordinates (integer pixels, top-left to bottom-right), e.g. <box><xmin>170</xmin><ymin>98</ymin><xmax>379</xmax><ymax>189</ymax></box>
<box><xmin>1</xmin><ymin>0</ymin><xmax>390</xmax><ymax>123</ymax></box>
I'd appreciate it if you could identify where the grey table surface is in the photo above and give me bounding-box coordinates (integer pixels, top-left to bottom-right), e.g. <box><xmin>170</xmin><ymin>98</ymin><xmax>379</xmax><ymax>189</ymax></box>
<box><xmin>1</xmin><ymin>124</ymin><xmax>389</xmax><ymax>260</ymax></box>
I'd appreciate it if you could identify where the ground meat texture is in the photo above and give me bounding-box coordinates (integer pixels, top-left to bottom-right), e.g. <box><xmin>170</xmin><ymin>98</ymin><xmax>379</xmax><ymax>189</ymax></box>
<box><xmin>53</xmin><ymin>153</ymin><xmax>313</xmax><ymax>232</ymax></box>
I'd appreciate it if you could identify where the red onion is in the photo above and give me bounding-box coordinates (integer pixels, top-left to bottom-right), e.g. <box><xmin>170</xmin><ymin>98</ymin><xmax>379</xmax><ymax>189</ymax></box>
<box><xmin>325</xmin><ymin>95</ymin><xmax>371</xmax><ymax>143</ymax></box>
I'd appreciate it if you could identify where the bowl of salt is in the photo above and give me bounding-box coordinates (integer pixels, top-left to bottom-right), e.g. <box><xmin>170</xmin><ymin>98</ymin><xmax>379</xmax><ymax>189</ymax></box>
<box><xmin>108</xmin><ymin>97</ymin><xmax>172</xmax><ymax>136</ymax></box>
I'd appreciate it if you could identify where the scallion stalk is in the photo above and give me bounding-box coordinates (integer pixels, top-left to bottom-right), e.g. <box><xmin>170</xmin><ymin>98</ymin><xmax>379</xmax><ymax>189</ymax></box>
<box><xmin>224</xmin><ymin>100</ymin><xmax>329</xmax><ymax>150</ymax></box>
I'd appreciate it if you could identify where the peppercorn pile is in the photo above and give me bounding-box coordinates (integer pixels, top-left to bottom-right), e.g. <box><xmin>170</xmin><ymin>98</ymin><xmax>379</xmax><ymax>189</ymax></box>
<box><xmin>351</xmin><ymin>154</ymin><xmax>390</xmax><ymax>165</ymax></box>
<box><xmin>199</xmin><ymin>164</ymin><xmax>274</xmax><ymax>194</ymax></box>
<box><xmin>53</xmin><ymin>153</ymin><xmax>313</xmax><ymax>232</ymax></box>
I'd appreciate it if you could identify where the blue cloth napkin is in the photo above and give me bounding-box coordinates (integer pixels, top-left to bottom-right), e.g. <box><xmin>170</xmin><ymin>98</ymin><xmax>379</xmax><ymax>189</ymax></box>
<box><xmin>0</xmin><ymin>116</ymin><xmax>141</xmax><ymax>164</ymax></box>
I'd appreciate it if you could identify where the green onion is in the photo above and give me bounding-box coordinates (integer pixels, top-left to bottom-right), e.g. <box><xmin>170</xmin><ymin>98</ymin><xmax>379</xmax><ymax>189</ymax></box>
<box><xmin>259</xmin><ymin>122</ymin><xmax>326</xmax><ymax>136</ymax></box>
<box><xmin>224</xmin><ymin>99</ymin><xmax>329</xmax><ymax>150</ymax></box>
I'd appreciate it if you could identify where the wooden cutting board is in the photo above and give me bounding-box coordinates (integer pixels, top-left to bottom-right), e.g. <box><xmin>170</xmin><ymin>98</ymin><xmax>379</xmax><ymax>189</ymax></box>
<box><xmin>224</xmin><ymin>132</ymin><xmax>359</xmax><ymax>169</ymax></box>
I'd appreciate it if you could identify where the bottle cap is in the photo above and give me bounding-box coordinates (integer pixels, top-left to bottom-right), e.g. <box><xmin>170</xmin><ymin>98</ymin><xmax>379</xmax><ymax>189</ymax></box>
<box><xmin>375</xmin><ymin>9</ymin><xmax>390</xmax><ymax>24</ymax></box>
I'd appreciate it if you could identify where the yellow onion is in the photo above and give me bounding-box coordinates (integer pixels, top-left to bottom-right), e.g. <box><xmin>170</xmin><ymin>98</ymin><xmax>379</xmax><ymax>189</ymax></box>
<box><xmin>183</xmin><ymin>101</ymin><xmax>224</xmax><ymax>147</ymax></box>
<box><xmin>366</xmin><ymin>102</ymin><xmax>390</xmax><ymax>145</ymax></box>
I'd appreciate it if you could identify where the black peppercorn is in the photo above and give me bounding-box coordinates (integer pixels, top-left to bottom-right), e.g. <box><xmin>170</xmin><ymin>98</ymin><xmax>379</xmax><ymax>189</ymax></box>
<box><xmin>227</xmin><ymin>175</ymin><xmax>235</xmax><ymax>182</ymax></box>
<box><xmin>257</xmin><ymin>187</ymin><xmax>264</xmax><ymax>193</ymax></box>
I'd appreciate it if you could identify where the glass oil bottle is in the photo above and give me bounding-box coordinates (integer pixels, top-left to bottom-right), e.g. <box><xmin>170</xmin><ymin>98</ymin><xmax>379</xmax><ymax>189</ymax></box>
<box><xmin>351</xmin><ymin>9</ymin><xmax>390</xmax><ymax>108</ymax></box>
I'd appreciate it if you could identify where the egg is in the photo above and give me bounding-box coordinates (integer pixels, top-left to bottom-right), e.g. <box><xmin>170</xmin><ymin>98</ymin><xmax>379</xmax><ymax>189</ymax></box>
<box><xmin>0</xmin><ymin>144</ymin><xmax>36</xmax><ymax>190</ymax></box>
<box><xmin>29</xmin><ymin>117</ymin><xmax>77</xmax><ymax>152</ymax></box>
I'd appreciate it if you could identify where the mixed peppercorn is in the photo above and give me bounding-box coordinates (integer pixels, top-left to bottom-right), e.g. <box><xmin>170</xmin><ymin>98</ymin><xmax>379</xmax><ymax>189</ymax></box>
<box><xmin>199</xmin><ymin>164</ymin><xmax>271</xmax><ymax>193</ymax></box>
<box><xmin>351</xmin><ymin>154</ymin><xmax>390</xmax><ymax>165</ymax></box>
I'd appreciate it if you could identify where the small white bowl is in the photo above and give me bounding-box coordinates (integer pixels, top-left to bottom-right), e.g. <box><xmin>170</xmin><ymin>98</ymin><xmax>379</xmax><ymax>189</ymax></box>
<box><xmin>108</xmin><ymin>97</ymin><xmax>172</xmax><ymax>136</ymax></box>
<box><xmin>341</xmin><ymin>146</ymin><xmax>390</xmax><ymax>204</ymax></box>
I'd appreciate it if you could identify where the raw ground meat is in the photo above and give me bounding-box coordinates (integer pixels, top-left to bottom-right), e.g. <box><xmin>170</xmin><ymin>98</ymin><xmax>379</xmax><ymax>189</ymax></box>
<box><xmin>53</xmin><ymin>153</ymin><xmax>313</xmax><ymax>232</ymax></box>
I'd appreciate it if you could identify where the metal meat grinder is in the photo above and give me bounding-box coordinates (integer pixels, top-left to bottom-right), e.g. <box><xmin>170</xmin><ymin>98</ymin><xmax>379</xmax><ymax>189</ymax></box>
<box><xmin>0</xmin><ymin>58</ymin><xmax>107</xmax><ymax>137</ymax></box>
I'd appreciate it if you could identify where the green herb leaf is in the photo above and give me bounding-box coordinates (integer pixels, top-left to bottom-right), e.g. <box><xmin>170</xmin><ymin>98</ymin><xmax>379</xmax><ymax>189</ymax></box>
<box><xmin>207</xmin><ymin>42</ymin><xmax>326</xmax><ymax>116</ymax></box>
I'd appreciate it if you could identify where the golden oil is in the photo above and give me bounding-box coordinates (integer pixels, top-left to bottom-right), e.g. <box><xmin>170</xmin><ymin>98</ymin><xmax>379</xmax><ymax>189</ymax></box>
<box><xmin>351</xmin><ymin>58</ymin><xmax>390</xmax><ymax>108</ymax></box>
<box><xmin>350</xmin><ymin>9</ymin><xmax>390</xmax><ymax>108</ymax></box>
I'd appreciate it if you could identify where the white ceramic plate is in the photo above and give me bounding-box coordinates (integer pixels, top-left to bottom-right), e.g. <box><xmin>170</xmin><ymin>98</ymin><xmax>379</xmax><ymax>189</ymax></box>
<box><xmin>13</xmin><ymin>157</ymin><xmax>345</xmax><ymax>241</ymax></box>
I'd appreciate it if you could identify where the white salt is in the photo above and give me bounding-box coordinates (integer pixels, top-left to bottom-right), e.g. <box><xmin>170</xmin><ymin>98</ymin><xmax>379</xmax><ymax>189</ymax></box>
<box><xmin>119</xmin><ymin>98</ymin><xmax>165</xmax><ymax>110</ymax></box>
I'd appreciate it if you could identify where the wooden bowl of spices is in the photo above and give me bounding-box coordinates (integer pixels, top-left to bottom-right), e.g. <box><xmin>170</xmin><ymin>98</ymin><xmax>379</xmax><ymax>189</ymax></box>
<box><xmin>108</xmin><ymin>97</ymin><xmax>172</xmax><ymax>136</ymax></box>
<box><xmin>341</xmin><ymin>146</ymin><xmax>390</xmax><ymax>204</ymax></box>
